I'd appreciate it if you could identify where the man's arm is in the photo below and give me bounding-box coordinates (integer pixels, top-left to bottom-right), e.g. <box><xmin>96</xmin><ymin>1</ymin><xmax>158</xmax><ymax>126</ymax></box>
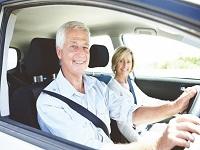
<box><xmin>157</xmin><ymin>114</ymin><xmax>200</xmax><ymax>150</ymax></box>
<box><xmin>102</xmin><ymin>114</ymin><xmax>200</xmax><ymax>150</ymax></box>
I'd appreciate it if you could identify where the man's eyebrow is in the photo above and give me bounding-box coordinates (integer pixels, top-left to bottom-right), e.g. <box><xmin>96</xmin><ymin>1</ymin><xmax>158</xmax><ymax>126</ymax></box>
<box><xmin>84</xmin><ymin>43</ymin><xmax>89</xmax><ymax>46</ymax></box>
<box><xmin>69</xmin><ymin>41</ymin><xmax>77</xmax><ymax>44</ymax></box>
<box><xmin>68</xmin><ymin>40</ymin><xmax>89</xmax><ymax>46</ymax></box>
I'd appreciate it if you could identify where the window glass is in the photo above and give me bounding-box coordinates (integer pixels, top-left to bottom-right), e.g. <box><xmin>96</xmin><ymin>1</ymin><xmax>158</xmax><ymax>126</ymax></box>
<box><xmin>86</xmin><ymin>35</ymin><xmax>114</xmax><ymax>73</ymax></box>
<box><xmin>7</xmin><ymin>48</ymin><xmax>18</xmax><ymax>70</ymax></box>
<box><xmin>123</xmin><ymin>34</ymin><xmax>200</xmax><ymax>79</ymax></box>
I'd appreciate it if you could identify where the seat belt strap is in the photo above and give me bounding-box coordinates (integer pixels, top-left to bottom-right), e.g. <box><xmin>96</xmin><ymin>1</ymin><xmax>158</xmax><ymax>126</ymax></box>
<box><xmin>128</xmin><ymin>76</ymin><xmax>137</xmax><ymax>104</ymax></box>
<box><xmin>42</xmin><ymin>90</ymin><xmax>109</xmax><ymax>136</ymax></box>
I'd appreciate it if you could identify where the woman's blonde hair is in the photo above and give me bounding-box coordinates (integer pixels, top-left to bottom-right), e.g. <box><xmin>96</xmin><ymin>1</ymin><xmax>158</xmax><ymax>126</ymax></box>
<box><xmin>111</xmin><ymin>46</ymin><xmax>134</xmax><ymax>73</ymax></box>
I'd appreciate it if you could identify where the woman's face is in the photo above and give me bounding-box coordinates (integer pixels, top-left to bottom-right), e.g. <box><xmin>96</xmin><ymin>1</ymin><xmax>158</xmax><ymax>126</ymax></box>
<box><xmin>115</xmin><ymin>53</ymin><xmax>133</xmax><ymax>78</ymax></box>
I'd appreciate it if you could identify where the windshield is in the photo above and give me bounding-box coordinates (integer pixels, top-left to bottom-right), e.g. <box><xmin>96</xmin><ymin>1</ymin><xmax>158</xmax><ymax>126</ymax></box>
<box><xmin>182</xmin><ymin>0</ymin><xmax>200</xmax><ymax>5</ymax></box>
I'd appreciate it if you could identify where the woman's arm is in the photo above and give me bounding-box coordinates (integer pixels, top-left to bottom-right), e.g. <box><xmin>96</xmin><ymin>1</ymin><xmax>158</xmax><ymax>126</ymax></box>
<box><xmin>133</xmin><ymin>86</ymin><xmax>197</xmax><ymax>125</ymax></box>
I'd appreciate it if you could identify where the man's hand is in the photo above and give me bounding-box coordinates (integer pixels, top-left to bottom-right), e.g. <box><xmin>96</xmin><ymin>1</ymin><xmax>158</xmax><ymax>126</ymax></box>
<box><xmin>156</xmin><ymin>114</ymin><xmax>200</xmax><ymax>150</ymax></box>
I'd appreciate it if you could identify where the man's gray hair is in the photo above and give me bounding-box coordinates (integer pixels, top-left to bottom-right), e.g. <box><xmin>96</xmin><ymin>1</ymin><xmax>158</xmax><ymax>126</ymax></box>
<box><xmin>56</xmin><ymin>21</ymin><xmax>90</xmax><ymax>49</ymax></box>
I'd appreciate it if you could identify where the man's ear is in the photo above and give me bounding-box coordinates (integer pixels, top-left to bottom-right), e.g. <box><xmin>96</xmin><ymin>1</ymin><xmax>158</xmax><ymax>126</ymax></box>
<box><xmin>56</xmin><ymin>47</ymin><xmax>62</xmax><ymax>59</ymax></box>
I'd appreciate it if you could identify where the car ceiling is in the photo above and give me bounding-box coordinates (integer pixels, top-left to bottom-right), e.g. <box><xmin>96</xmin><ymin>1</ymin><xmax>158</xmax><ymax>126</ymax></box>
<box><xmin>9</xmin><ymin>4</ymin><xmax>195</xmax><ymax>56</ymax></box>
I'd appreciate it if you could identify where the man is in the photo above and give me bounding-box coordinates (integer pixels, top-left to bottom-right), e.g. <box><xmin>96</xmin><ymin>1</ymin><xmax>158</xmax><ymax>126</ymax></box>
<box><xmin>37</xmin><ymin>21</ymin><xmax>200</xmax><ymax>149</ymax></box>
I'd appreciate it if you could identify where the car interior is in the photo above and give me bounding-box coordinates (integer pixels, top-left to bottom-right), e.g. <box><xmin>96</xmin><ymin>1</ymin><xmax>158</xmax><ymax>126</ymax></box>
<box><xmin>1</xmin><ymin>1</ymin><xmax>200</xmax><ymax>149</ymax></box>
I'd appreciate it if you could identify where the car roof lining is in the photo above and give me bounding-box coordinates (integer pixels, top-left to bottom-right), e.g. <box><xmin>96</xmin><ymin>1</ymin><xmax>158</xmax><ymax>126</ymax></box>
<box><xmin>9</xmin><ymin>4</ymin><xmax>194</xmax><ymax>56</ymax></box>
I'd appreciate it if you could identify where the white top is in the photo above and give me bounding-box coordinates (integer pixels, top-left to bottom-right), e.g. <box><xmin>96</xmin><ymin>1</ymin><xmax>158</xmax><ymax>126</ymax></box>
<box><xmin>107</xmin><ymin>77</ymin><xmax>166</xmax><ymax>142</ymax></box>
<box><xmin>36</xmin><ymin>70</ymin><xmax>139</xmax><ymax>149</ymax></box>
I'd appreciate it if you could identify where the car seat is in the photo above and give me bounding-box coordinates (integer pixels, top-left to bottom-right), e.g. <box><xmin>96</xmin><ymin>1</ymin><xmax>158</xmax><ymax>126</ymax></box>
<box><xmin>9</xmin><ymin>38</ymin><xmax>60</xmax><ymax>128</ymax></box>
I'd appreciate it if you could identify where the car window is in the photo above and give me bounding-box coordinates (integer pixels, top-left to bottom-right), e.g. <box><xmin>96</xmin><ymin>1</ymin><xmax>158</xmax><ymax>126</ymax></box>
<box><xmin>183</xmin><ymin>0</ymin><xmax>200</xmax><ymax>5</ymax></box>
<box><xmin>86</xmin><ymin>35</ymin><xmax>114</xmax><ymax>73</ymax></box>
<box><xmin>2</xmin><ymin>1</ymin><xmax>200</xmax><ymax>149</ymax></box>
<box><xmin>7</xmin><ymin>47</ymin><xmax>18</xmax><ymax>70</ymax></box>
<box><xmin>123</xmin><ymin>34</ymin><xmax>200</xmax><ymax>79</ymax></box>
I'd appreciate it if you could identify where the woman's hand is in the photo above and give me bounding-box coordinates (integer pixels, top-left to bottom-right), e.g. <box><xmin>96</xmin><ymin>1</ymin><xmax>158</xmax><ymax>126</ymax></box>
<box><xmin>174</xmin><ymin>86</ymin><xmax>197</xmax><ymax>114</ymax></box>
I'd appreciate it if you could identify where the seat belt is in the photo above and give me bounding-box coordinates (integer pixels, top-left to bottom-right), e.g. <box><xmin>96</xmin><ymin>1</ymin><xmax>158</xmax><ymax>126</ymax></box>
<box><xmin>128</xmin><ymin>76</ymin><xmax>154</xmax><ymax>132</ymax></box>
<box><xmin>127</xmin><ymin>76</ymin><xmax>137</xmax><ymax>104</ymax></box>
<box><xmin>42</xmin><ymin>90</ymin><xmax>109</xmax><ymax>137</ymax></box>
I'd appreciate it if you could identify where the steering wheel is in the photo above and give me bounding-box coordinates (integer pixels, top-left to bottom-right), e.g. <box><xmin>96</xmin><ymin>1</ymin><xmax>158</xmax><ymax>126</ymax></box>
<box><xmin>187</xmin><ymin>87</ymin><xmax>200</xmax><ymax>116</ymax></box>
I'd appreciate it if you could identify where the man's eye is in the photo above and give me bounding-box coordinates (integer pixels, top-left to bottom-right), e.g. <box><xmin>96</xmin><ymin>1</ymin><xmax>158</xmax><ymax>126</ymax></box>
<box><xmin>70</xmin><ymin>45</ymin><xmax>79</xmax><ymax>50</ymax></box>
<box><xmin>71</xmin><ymin>45</ymin><xmax>77</xmax><ymax>48</ymax></box>
<box><xmin>83</xmin><ymin>47</ymin><xmax>89</xmax><ymax>51</ymax></box>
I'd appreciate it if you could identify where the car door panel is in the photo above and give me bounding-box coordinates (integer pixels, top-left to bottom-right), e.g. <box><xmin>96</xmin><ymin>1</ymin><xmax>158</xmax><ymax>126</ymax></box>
<box><xmin>0</xmin><ymin>118</ymin><xmax>95</xmax><ymax>150</ymax></box>
<box><xmin>135</xmin><ymin>76</ymin><xmax>200</xmax><ymax>101</ymax></box>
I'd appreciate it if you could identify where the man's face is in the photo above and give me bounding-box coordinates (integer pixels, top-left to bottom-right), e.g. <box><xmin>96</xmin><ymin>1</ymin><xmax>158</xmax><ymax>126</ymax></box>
<box><xmin>57</xmin><ymin>28</ymin><xmax>90</xmax><ymax>77</ymax></box>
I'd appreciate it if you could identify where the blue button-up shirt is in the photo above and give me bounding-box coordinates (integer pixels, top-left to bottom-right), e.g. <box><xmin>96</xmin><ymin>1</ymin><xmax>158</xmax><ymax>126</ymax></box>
<box><xmin>37</xmin><ymin>70</ymin><xmax>138</xmax><ymax>149</ymax></box>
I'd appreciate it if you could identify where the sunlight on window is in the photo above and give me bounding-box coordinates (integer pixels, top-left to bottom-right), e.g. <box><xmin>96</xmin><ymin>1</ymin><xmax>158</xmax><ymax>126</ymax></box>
<box><xmin>182</xmin><ymin>0</ymin><xmax>200</xmax><ymax>5</ymax></box>
<box><xmin>123</xmin><ymin>34</ymin><xmax>200</xmax><ymax>79</ymax></box>
<box><xmin>7</xmin><ymin>48</ymin><xmax>18</xmax><ymax>70</ymax></box>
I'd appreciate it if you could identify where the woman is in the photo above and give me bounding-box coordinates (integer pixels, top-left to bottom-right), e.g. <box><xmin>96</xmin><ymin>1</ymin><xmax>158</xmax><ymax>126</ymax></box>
<box><xmin>107</xmin><ymin>46</ymin><xmax>171</xmax><ymax>142</ymax></box>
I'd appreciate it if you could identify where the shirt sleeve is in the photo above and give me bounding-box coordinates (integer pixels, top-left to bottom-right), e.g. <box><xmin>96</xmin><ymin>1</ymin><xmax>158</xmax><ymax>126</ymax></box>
<box><xmin>105</xmin><ymin>87</ymin><xmax>139</xmax><ymax>127</ymax></box>
<box><xmin>117</xmin><ymin>121</ymin><xmax>139</xmax><ymax>142</ymax></box>
<box><xmin>107</xmin><ymin>78</ymin><xmax>139</xmax><ymax>125</ymax></box>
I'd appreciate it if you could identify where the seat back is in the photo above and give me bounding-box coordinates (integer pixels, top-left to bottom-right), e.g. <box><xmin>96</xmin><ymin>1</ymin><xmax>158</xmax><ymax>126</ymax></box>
<box><xmin>10</xmin><ymin>38</ymin><xmax>60</xmax><ymax>128</ymax></box>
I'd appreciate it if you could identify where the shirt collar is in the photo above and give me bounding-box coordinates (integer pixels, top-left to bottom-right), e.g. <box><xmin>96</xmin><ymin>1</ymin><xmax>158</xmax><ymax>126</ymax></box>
<box><xmin>83</xmin><ymin>75</ymin><xmax>97</xmax><ymax>92</ymax></box>
<box><xmin>55</xmin><ymin>70</ymin><xmax>97</xmax><ymax>98</ymax></box>
<box><xmin>55</xmin><ymin>70</ymin><xmax>77</xmax><ymax>98</ymax></box>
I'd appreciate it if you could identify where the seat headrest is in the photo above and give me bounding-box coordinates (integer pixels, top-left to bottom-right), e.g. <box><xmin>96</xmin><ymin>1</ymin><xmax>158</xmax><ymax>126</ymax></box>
<box><xmin>89</xmin><ymin>44</ymin><xmax>109</xmax><ymax>68</ymax></box>
<box><xmin>24</xmin><ymin>38</ymin><xmax>60</xmax><ymax>77</ymax></box>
